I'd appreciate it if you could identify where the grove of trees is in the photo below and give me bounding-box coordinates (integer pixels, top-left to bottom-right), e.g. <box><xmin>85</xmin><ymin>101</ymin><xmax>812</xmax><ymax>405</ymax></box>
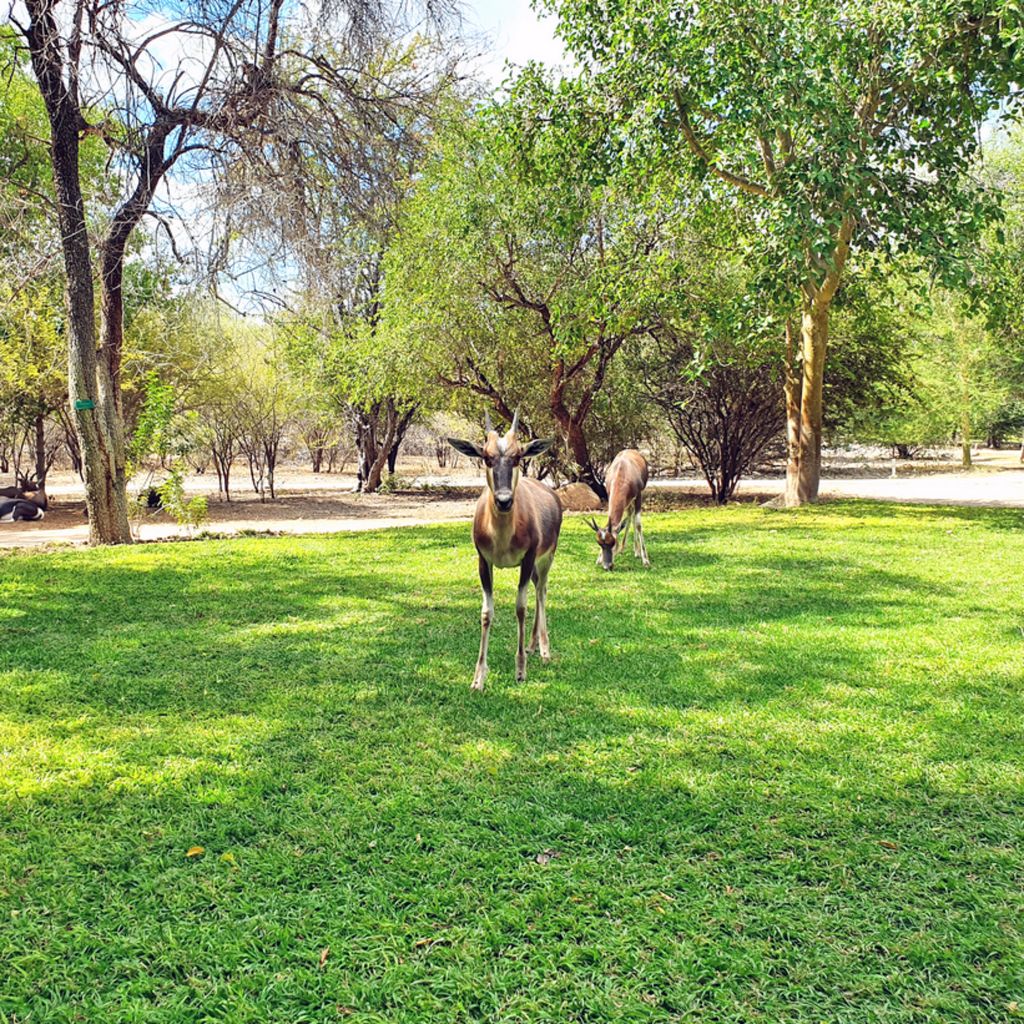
<box><xmin>1</xmin><ymin>0</ymin><xmax>1022</xmax><ymax>542</ymax></box>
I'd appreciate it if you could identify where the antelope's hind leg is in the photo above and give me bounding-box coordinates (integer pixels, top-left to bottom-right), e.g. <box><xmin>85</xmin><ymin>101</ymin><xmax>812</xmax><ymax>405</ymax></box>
<box><xmin>532</xmin><ymin>552</ymin><xmax>553</xmax><ymax>662</ymax></box>
<box><xmin>527</xmin><ymin>565</ymin><xmax>541</xmax><ymax>654</ymax></box>
<box><xmin>472</xmin><ymin>555</ymin><xmax>494</xmax><ymax>691</ymax></box>
<box><xmin>635</xmin><ymin>505</ymin><xmax>650</xmax><ymax>567</ymax></box>
<box><xmin>515</xmin><ymin>553</ymin><xmax>536</xmax><ymax>682</ymax></box>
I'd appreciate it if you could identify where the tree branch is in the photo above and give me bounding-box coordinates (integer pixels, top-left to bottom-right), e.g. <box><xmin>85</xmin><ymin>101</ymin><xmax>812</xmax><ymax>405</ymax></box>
<box><xmin>674</xmin><ymin>88</ymin><xmax>771</xmax><ymax>199</ymax></box>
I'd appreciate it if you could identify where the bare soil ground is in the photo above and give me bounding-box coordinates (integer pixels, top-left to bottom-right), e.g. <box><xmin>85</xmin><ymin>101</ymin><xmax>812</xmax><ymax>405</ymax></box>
<box><xmin>2</xmin><ymin>447</ymin><xmax>1021</xmax><ymax>550</ymax></box>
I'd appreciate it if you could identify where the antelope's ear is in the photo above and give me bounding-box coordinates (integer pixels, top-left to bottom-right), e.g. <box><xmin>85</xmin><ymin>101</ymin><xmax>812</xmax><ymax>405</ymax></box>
<box><xmin>448</xmin><ymin>437</ymin><xmax>485</xmax><ymax>459</ymax></box>
<box><xmin>521</xmin><ymin>437</ymin><xmax>552</xmax><ymax>459</ymax></box>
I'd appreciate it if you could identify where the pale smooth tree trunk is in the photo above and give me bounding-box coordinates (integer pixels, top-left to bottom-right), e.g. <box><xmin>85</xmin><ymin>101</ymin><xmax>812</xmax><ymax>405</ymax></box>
<box><xmin>784</xmin><ymin>303</ymin><xmax>828</xmax><ymax>506</ymax></box>
<box><xmin>783</xmin><ymin>319</ymin><xmax>802</xmax><ymax>506</ymax></box>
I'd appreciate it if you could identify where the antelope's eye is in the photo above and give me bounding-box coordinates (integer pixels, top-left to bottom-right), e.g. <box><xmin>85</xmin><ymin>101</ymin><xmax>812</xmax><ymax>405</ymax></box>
<box><xmin>484</xmin><ymin>455</ymin><xmax>495</xmax><ymax>468</ymax></box>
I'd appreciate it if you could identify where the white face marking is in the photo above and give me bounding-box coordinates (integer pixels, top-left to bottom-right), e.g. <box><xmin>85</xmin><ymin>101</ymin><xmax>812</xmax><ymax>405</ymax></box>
<box><xmin>497</xmin><ymin>437</ymin><xmax>507</xmax><ymax>455</ymax></box>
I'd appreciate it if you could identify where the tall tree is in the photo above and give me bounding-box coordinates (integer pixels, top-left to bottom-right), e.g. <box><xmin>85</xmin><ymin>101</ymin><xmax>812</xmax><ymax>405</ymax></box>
<box><xmin>215</xmin><ymin>38</ymin><xmax>459</xmax><ymax>493</ymax></box>
<box><xmin>385</xmin><ymin>82</ymin><xmax>673</xmax><ymax>497</ymax></box>
<box><xmin>541</xmin><ymin>0</ymin><xmax>1023</xmax><ymax>504</ymax></box>
<box><xmin>9</xmin><ymin>0</ymin><xmax>453</xmax><ymax>542</ymax></box>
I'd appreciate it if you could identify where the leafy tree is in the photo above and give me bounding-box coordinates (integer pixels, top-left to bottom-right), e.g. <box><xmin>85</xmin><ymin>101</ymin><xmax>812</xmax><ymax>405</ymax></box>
<box><xmin>977</xmin><ymin>127</ymin><xmax>1024</xmax><ymax>454</ymax></box>
<box><xmin>10</xmin><ymin>0</ymin><xmax>454</xmax><ymax>542</ymax></box>
<box><xmin>221</xmin><ymin>38</ymin><xmax>459</xmax><ymax>493</ymax></box>
<box><xmin>838</xmin><ymin>286</ymin><xmax>1008</xmax><ymax>458</ymax></box>
<box><xmin>540</xmin><ymin>0</ymin><xmax>1023</xmax><ymax>503</ymax></box>
<box><xmin>641</xmin><ymin>329</ymin><xmax>784</xmax><ymax>503</ymax></box>
<box><xmin>385</xmin><ymin>82</ymin><xmax>675</xmax><ymax>497</ymax></box>
<box><xmin>0</xmin><ymin>26</ymin><xmax>112</xmax><ymax>484</ymax></box>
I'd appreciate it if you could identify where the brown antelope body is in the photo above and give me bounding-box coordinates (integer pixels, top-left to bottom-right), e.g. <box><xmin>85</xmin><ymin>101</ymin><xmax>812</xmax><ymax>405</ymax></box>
<box><xmin>0</xmin><ymin>475</ymin><xmax>46</xmax><ymax>509</ymax></box>
<box><xmin>449</xmin><ymin>413</ymin><xmax>562</xmax><ymax>691</ymax></box>
<box><xmin>588</xmin><ymin>449</ymin><xmax>650</xmax><ymax>570</ymax></box>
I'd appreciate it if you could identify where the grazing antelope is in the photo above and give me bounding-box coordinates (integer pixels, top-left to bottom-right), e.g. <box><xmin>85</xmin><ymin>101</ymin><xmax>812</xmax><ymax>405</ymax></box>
<box><xmin>587</xmin><ymin>449</ymin><xmax>650</xmax><ymax>570</ymax></box>
<box><xmin>449</xmin><ymin>411</ymin><xmax>562</xmax><ymax>691</ymax></box>
<box><xmin>0</xmin><ymin>499</ymin><xmax>45</xmax><ymax>522</ymax></box>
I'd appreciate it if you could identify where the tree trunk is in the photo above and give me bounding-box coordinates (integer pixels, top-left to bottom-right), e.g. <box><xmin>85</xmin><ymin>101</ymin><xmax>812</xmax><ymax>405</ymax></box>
<box><xmin>960</xmin><ymin>375</ymin><xmax>972</xmax><ymax>467</ymax></box>
<box><xmin>387</xmin><ymin>407</ymin><xmax>415</xmax><ymax>477</ymax></box>
<box><xmin>34</xmin><ymin>412</ymin><xmax>47</xmax><ymax>486</ymax></box>
<box><xmin>212</xmin><ymin>444</ymin><xmax>233</xmax><ymax>502</ymax></box>
<box><xmin>57</xmin><ymin>135</ymin><xmax>132</xmax><ymax>543</ymax></box>
<box><xmin>783</xmin><ymin>319</ymin><xmax>802</xmax><ymax>506</ymax></box>
<box><xmin>353</xmin><ymin>409</ymin><xmax>378</xmax><ymax>492</ymax></box>
<box><xmin>549</xmin><ymin>392</ymin><xmax>607</xmax><ymax>501</ymax></box>
<box><xmin>26</xmin><ymin>10</ymin><xmax>132</xmax><ymax>544</ymax></box>
<box><xmin>784</xmin><ymin>304</ymin><xmax>827</xmax><ymax>506</ymax></box>
<box><xmin>362</xmin><ymin>449</ymin><xmax>390</xmax><ymax>493</ymax></box>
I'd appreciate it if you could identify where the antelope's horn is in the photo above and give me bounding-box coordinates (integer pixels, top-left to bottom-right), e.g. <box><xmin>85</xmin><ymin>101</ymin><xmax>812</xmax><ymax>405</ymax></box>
<box><xmin>484</xmin><ymin>408</ymin><xmax>493</xmax><ymax>434</ymax></box>
<box><xmin>510</xmin><ymin>407</ymin><xmax>519</xmax><ymax>437</ymax></box>
<box><xmin>586</xmin><ymin>516</ymin><xmax>600</xmax><ymax>532</ymax></box>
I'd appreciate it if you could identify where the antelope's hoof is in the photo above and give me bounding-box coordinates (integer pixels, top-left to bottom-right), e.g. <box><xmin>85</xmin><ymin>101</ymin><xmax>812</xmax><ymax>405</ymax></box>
<box><xmin>470</xmin><ymin>678</ymin><xmax>485</xmax><ymax>692</ymax></box>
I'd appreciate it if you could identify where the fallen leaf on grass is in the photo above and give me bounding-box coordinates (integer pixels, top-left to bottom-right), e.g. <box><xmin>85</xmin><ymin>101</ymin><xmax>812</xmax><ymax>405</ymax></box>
<box><xmin>219</xmin><ymin>852</ymin><xmax>237</xmax><ymax>866</ymax></box>
<box><xmin>879</xmin><ymin>840</ymin><xmax>899</xmax><ymax>850</ymax></box>
<box><xmin>185</xmin><ymin>846</ymin><xmax>205</xmax><ymax>859</ymax></box>
<box><xmin>535</xmin><ymin>849</ymin><xmax>562</xmax><ymax>865</ymax></box>
<box><xmin>319</xmin><ymin>946</ymin><xmax>330</xmax><ymax>970</ymax></box>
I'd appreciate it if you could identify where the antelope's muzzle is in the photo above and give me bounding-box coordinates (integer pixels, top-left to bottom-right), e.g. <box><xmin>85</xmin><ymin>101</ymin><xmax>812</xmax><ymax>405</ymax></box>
<box><xmin>494</xmin><ymin>489</ymin><xmax>514</xmax><ymax>512</ymax></box>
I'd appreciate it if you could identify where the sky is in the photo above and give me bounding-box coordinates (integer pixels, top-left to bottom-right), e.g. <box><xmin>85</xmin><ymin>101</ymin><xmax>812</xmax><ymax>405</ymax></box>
<box><xmin>463</xmin><ymin>0</ymin><xmax>568</xmax><ymax>84</ymax></box>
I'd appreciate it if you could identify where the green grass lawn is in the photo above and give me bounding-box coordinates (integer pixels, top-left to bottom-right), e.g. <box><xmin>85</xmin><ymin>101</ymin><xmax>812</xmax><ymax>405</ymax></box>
<box><xmin>1</xmin><ymin>502</ymin><xmax>1023</xmax><ymax>1023</ymax></box>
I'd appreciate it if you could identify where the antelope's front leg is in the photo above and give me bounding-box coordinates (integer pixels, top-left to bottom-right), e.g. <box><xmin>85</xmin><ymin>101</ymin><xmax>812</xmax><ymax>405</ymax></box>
<box><xmin>516</xmin><ymin>553</ymin><xmax>535</xmax><ymax>682</ymax></box>
<box><xmin>473</xmin><ymin>555</ymin><xmax>494</xmax><ymax>691</ymax></box>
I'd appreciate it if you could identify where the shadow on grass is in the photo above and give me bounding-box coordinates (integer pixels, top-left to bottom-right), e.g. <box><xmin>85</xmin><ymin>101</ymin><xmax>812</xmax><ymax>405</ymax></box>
<box><xmin>2</xmin><ymin>512</ymin><xmax>1023</xmax><ymax>1020</ymax></box>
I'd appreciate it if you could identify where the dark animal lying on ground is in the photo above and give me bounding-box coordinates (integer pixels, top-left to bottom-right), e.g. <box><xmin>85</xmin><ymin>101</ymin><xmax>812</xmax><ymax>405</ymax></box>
<box><xmin>0</xmin><ymin>476</ymin><xmax>47</xmax><ymax>511</ymax></box>
<box><xmin>0</xmin><ymin>499</ymin><xmax>45</xmax><ymax>522</ymax></box>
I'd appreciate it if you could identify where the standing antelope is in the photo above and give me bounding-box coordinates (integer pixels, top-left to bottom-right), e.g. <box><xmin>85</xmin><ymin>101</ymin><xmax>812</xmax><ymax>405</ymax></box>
<box><xmin>449</xmin><ymin>412</ymin><xmax>561</xmax><ymax>691</ymax></box>
<box><xmin>587</xmin><ymin>449</ymin><xmax>650</xmax><ymax>570</ymax></box>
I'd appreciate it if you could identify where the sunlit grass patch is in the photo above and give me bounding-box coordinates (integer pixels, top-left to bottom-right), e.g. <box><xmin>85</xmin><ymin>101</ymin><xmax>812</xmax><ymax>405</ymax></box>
<box><xmin>1</xmin><ymin>501</ymin><xmax>1022</xmax><ymax>1022</ymax></box>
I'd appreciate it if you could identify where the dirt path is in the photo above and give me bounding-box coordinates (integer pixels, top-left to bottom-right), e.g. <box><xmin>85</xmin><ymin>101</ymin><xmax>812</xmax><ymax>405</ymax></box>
<box><xmin>0</xmin><ymin>490</ymin><xmax>479</xmax><ymax>551</ymax></box>
<box><xmin>2</xmin><ymin>463</ymin><xmax>1021</xmax><ymax>551</ymax></box>
<box><xmin>719</xmin><ymin>469</ymin><xmax>1024</xmax><ymax>508</ymax></box>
